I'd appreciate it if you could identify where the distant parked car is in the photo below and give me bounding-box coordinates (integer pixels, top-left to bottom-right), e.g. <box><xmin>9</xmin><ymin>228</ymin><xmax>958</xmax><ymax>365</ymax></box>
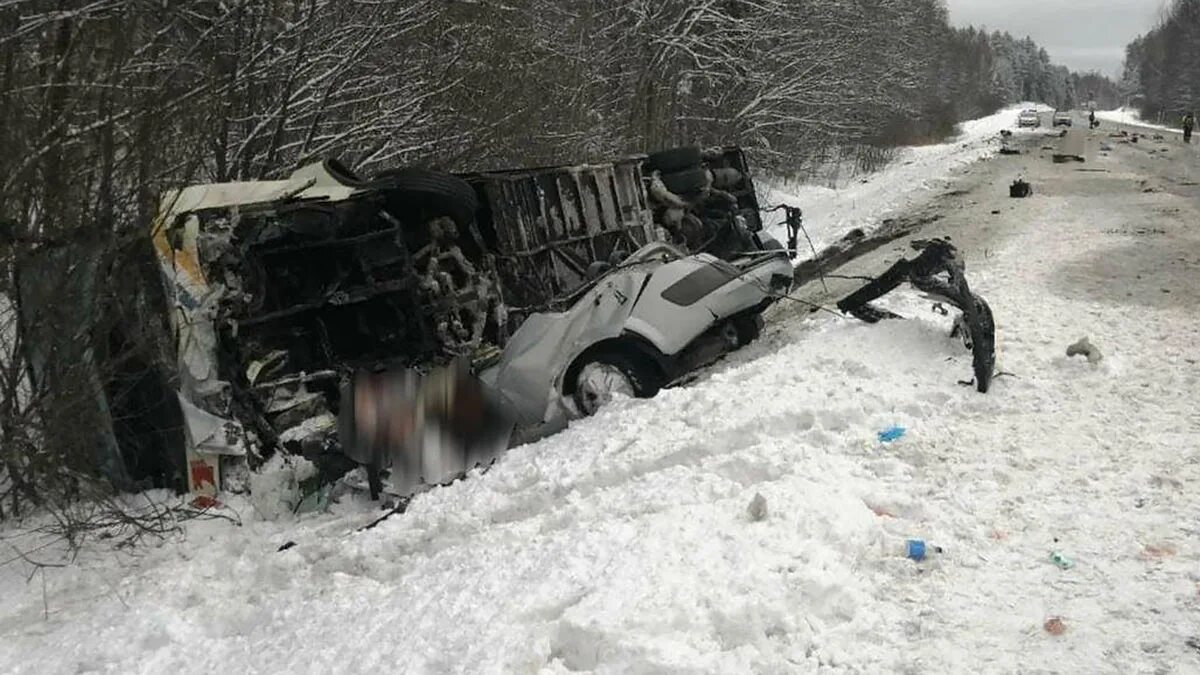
<box><xmin>1052</xmin><ymin>111</ymin><xmax>1072</xmax><ymax>127</ymax></box>
<box><xmin>1017</xmin><ymin>109</ymin><xmax>1041</xmax><ymax>128</ymax></box>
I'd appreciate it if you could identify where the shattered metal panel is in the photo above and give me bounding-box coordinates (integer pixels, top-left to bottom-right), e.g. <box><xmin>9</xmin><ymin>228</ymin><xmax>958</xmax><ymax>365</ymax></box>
<box><xmin>468</xmin><ymin>160</ymin><xmax>658</xmax><ymax>315</ymax></box>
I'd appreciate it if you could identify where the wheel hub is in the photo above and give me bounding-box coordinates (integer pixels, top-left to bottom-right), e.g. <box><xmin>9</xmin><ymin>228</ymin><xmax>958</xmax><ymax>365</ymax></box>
<box><xmin>576</xmin><ymin>362</ymin><xmax>635</xmax><ymax>415</ymax></box>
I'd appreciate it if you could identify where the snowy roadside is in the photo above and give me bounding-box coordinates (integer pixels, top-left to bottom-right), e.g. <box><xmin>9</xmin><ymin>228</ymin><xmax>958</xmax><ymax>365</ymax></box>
<box><xmin>1096</xmin><ymin>107</ymin><xmax>1183</xmax><ymax>136</ymax></box>
<box><xmin>4</xmin><ymin>107</ymin><xmax>1200</xmax><ymax>674</ymax></box>
<box><xmin>759</xmin><ymin>104</ymin><xmax>1049</xmax><ymax>254</ymax></box>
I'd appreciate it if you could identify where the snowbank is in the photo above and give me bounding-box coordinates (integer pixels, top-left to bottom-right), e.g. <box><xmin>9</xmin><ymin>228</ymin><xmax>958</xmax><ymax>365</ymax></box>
<box><xmin>1</xmin><ymin>315</ymin><xmax>985</xmax><ymax>673</ymax></box>
<box><xmin>1096</xmin><ymin>107</ymin><xmax>1182</xmax><ymax>135</ymax></box>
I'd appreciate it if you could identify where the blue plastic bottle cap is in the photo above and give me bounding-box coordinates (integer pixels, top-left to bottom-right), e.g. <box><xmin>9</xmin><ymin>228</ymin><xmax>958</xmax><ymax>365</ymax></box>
<box><xmin>906</xmin><ymin>539</ymin><xmax>927</xmax><ymax>561</ymax></box>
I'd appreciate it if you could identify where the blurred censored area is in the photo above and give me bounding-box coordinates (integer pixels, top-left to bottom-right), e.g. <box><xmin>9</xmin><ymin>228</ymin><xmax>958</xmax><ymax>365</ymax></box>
<box><xmin>339</xmin><ymin>361</ymin><xmax>514</xmax><ymax>495</ymax></box>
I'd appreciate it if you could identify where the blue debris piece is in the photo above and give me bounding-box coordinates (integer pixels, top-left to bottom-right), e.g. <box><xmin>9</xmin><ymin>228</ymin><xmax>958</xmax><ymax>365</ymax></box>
<box><xmin>906</xmin><ymin>539</ymin><xmax>927</xmax><ymax>561</ymax></box>
<box><xmin>878</xmin><ymin>425</ymin><xmax>907</xmax><ymax>443</ymax></box>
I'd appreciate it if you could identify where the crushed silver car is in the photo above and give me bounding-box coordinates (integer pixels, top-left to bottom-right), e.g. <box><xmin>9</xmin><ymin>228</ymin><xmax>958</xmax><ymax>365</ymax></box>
<box><xmin>481</xmin><ymin>239</ymin><xmax>793</xmax><ymax>440</ymax></box>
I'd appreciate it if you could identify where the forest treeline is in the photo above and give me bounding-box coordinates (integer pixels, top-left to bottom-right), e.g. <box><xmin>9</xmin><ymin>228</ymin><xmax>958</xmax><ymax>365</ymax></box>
<box><xmin>0</xmin><ymin>1</ymin><xmax>1119</xmax><ymax>239</ymax></box>
<box><xmin>1121</xmin><ymin>0</ymin><xmax>1200</xmax><ymax>123</ymax></box>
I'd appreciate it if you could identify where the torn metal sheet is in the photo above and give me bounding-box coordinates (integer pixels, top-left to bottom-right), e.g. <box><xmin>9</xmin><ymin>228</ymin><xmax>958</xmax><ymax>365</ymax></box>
<box><xmin>460</xmin><ymin>159</ymin><xmax>658</xmax><ymax>319</ymax></box>
<box><xmin>176</xmin><ymin>393</ymin><xmax>248</xmax><ymax>456</ymax></box>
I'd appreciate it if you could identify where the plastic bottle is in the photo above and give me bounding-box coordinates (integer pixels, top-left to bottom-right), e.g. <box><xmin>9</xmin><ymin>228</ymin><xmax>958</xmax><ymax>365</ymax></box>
<box><xmin>888</xmin><ymin>538</ymin><xmax>944</xmax><ymax>562</ymax></box>
<box><xmin>1049</xmin><ymin>551</ymin><xmax>1075</xmax><ymax>570</ymax></box>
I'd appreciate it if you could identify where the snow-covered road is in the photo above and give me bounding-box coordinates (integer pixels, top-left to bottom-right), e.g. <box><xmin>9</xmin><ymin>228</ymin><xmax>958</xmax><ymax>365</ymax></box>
<box><xmin>759</xmin><ymin>103</ymin><xmax>1052</xmax><ymax>252</ymax></box>
<box><xmin>3</xmin><ymin>111</ymin><xmax>1199</xmax><ymax>674</ymax></box>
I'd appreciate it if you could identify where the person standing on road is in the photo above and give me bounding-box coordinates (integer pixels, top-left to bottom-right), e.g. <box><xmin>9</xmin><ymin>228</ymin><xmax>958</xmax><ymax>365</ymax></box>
<box><xmin>1183</xmin><ymin>113</ymin><xmax>1195</xmax><ymax>144</ymax></box>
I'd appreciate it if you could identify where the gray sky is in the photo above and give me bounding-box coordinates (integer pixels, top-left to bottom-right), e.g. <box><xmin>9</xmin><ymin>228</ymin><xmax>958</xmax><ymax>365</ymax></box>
<box><xmin>944</xmin><ymin>0</ymin><xmax>1168</xmax><ymax>77</ymax></box>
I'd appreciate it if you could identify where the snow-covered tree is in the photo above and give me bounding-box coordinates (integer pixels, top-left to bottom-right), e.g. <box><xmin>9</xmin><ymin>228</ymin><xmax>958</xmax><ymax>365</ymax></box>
<box><xmin>1121</xmin><ymin>0</ymin><xmax>1200</xmax><ymax>120</ymax></box>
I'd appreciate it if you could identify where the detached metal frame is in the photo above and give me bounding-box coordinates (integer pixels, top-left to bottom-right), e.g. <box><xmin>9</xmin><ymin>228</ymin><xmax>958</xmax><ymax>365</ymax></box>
<box><xmin>836</xmin><ymin>238</ymin><xmax>996</xmax><ymax>393</ymax></box>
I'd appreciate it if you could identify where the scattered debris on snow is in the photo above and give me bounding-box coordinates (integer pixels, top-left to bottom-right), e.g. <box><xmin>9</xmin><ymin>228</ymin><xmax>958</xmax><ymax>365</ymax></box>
<box><xmin>1049</xmin><ymin>551</ymin><xmax>1076</xmax><ymax>570</ymax></box>
<box><xmin>1140</xmin><ymin>543</ymin><xmax>1177</xmax><ymax>561</ymax></box>
<box><xmin>1044</xmin><ymin>617</ymin><xmax>1068</xmax><ymax>636</ymax></box>
<box><xmin>747</xmin><ymin>492</ymin><xmax>768</xmax><ymax>522</ymax></box>
<box><xmin>762</xmin><ymin>104</ymin><xmax>1039</xmax><ymax>251</ymax></box>
<box><xmin>1066</xmin><ymin>337</ymin><xmax>1103</xmax><ymax>364</ymax></box>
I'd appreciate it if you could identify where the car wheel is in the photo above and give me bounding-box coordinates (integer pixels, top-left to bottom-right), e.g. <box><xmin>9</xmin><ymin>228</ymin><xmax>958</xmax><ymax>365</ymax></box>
<box><xmin>646</xmin><ymin>146</ymin><xmax>703</xmax><ymax>173</ymax></box>
<box><xmin>660</xmin><ymin>167</ymin><xmax>710</xmax><ymax>195</ymax></box>
<box><xmin>572</xmin><ymin>353</ymin><xmax>660</xmax><ymax>416</ymax></box>
<box><xmin>732</xmin><ymin>314</ymin><xmax>763</xmax><ymax>346</ymax></box>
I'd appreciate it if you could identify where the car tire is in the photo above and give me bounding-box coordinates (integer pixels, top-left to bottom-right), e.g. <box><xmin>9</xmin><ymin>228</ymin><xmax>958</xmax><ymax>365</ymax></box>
<box><xmin>646</xmin><ymin>146</ymin><xmax>703</xmax><ymax>173</ymax></box>
<box><xmin>660</xmin><ymin>167</ymin><xmax>710</xmax><ymax>196</ymax></box>
<box><xmin>732</xmin><ymin>314</ymin><xmax>763</xmax><ymax>346</ymax></box>
<box><xmin>372</xmin><ymin>167</ymin><xmax>479</xmax><ymax>228</ymax></box>
<box><xmin>571</xmin><ymin>352</ymin><xmax>661</xmax><ymax>416</ymax></box>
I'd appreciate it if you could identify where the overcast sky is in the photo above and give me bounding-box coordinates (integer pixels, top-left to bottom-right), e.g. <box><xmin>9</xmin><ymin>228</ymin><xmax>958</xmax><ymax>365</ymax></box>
<box><xmin>944</xmin><ymin>0</ymin><xmax>1168</xmax><ymax>77</ymax></box>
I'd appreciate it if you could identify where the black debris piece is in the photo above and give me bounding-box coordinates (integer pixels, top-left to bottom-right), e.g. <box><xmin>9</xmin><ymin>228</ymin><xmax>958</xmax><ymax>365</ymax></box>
<box><xmin>836</xmin><ymin>238</ymin><xmax>995</xmax><ymax>393</ymax></box>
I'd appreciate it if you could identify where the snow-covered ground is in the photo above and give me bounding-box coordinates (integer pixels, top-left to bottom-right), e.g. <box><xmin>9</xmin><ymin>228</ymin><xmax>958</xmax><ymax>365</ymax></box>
<box><xmin>760</xmin><ymin>103</ymin><xmax>1046</xmax><ymax>253</ymax></box>
<box><xmin>3</xmin><ymin>109</ymin><xmax>1200</xmax><ymax>674</ymax></box>
<box><xmin>1096</xmin><ymin>107</ymin><xmax>1182</xmax><ymax>135</ymax></box>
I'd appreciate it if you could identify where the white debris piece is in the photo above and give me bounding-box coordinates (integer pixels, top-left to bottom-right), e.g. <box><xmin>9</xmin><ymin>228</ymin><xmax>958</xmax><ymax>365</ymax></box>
<box><xmin>279</xmin><ymin>412</ymin><xmax>337</xmax><ymax>445</ymax></box>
